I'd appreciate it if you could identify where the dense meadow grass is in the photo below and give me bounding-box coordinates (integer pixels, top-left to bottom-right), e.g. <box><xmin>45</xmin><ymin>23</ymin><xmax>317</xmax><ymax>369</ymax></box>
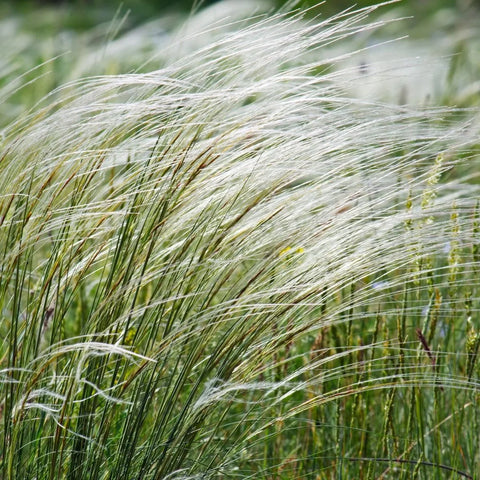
<box><xmin>1</xmin><ymin>1</ymin><xmax>480</xmax><ymax>478</ymax></box>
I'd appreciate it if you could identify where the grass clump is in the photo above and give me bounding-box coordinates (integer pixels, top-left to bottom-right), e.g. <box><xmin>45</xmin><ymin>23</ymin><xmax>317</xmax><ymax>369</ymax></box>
<box><xmin>1</xmin><ymin>2</ymin><xmax>480</xmax><ymax>479</ymax></box>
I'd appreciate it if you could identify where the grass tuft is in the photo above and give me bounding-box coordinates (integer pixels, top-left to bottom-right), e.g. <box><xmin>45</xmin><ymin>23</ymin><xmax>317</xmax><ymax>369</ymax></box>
<box><xmin>1</xmin><ymin>1</ymin><xmax>480</xmax><ymax>479</ymax></box>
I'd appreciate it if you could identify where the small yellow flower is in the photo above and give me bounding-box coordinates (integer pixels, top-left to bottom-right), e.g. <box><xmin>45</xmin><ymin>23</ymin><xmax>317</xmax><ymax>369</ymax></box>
<box><xmin>279</xmin><ymin>246</ymin><xmax>304</xmax><ymax>258</ymax></box>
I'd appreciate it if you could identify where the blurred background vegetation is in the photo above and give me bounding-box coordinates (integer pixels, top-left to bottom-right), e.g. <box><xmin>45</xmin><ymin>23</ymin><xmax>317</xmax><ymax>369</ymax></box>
<box><xmin>4</xmin><ymin>0</ymin><xmax>480</xmax><ymax>25</ymax></box>
<box><xmin>1</xmin><ymin>0</ymin><xmax>479</xmax><ymax>112</ymax></box>
<box><xmin>1</xmin><ymin>0</ymin><xmax>478</xmax><ymax>46</ymax></box>
<box><xmin>2</xmin><ymin>0</ymin><xmax>480</xmax><ymax>111</ymax></box>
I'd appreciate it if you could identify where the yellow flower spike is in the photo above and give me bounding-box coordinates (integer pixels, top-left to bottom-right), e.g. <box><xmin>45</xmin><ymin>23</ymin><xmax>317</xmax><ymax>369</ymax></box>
<box><xmin>125</xmin><ymin>327</ymin><xmax>137</xmax><ymax>346</ymax></box>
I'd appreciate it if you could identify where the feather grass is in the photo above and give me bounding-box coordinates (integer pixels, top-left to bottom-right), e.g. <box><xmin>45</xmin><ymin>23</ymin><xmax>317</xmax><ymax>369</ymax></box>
<box><xmin>1</xmin><ymin>2</ymin><xmax>480</xmax><ymax>479</ymax></box>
